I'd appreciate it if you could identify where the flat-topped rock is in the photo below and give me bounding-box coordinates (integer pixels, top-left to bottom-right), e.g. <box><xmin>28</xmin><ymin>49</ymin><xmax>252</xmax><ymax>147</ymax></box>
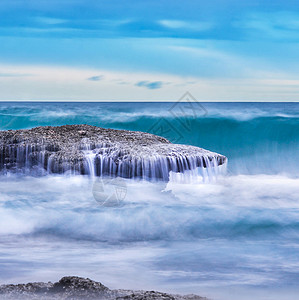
<box><xmin>0</xmin><ymin>125</ymin><xmax>227</xmax><ymax>180</ymax></box>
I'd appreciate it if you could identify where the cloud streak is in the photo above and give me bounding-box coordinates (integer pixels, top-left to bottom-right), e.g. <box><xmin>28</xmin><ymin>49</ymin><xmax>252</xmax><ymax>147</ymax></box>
<box><xmin>135</xmin><ymin>81</ymin><xmax>163</xmax><ymax>89</ymax></box>
<box><xmin>1</xmin><ymin>2</ymin><xmax>299</xmax><ymax>42</ymax></box>
<box><xmin>158</xmin><ymin>20</ymin><xmax>214</xmax><ymax>31</ymax></box>
<box><xmin>87</xmin><ymin>75</ymin><xmax>104</xmax><ymax>81</ymax></box>
<box><xmin>234</xmin><ymin>11</ymin><xmax>299</xmax><ymax>41</ymax></box>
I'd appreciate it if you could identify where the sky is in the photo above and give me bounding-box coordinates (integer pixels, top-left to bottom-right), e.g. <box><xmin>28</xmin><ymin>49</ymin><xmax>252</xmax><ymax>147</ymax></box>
<box><xmin>1</xmin><ymin>0</ymin><xmax>299</xmax><ymax>101</ymax></box>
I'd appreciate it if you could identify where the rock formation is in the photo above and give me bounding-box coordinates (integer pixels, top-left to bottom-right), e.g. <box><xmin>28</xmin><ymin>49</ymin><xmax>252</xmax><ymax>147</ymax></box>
<box><xmin>0</xmin><ymin>276</ymin><xmax>208</xmax><ymax>300</ymax></box>
<box><xmin>0</xmin><ymin>125</ymin><xmax>227</xmax><ymax>180</ymax></box>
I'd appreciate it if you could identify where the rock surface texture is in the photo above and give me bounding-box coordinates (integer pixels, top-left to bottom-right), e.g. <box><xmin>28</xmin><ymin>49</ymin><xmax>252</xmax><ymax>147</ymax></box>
<box><xmin>0</xmin><ymin>125</ymin><xmax>227</xmax><ymax>180</ymax></box>
<box><xmin>0</xmin><ymin>276</ymin><xmax>208</xmax><ymax>300</ymax></box>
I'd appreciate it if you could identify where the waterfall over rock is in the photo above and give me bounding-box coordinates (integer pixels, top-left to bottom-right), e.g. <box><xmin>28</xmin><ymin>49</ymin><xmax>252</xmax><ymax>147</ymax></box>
<box><xmin>0</xmin><ymin>125</ymin><xmax>227</xmax><ymax>180</ymax></box>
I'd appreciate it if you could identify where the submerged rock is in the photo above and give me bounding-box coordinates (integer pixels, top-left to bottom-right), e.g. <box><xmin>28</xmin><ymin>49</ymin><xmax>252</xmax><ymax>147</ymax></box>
<box><xmin>0</xmin><ymin>125</ymin><xmax>227</xmax><ymax>180</ymax></box>
<box><xmin>0</xmin><ymin>276</ymin><xmax>208</xmax><ymax>300</ymax></box>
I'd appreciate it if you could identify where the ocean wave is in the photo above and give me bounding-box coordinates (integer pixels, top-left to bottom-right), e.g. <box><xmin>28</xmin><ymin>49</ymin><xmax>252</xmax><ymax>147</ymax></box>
<box><xmin>0</xmin><ymin>174</ymin><xmax>298</xmax><ymax>242</ymax></box>
<box><xmin>1</xmin><ymin>102</ymin><xmax>299</xmax><ymax>177</ymax></box>
<box><xmin>2</xmin><ymin>102</ymin><xmax>299</xmax><ymax>126</ymax></box>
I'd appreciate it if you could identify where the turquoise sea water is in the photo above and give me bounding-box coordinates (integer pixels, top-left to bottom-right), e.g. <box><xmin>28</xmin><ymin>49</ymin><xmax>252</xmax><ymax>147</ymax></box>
<box><xmin>0</xmin><ymin>102</ymin><xmax>298</xmax><ymax>300</ymax></box>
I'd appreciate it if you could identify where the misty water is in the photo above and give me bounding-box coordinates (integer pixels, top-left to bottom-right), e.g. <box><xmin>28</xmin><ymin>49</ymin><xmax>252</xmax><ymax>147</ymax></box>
<box><xmin>0</xmin><ymin>102</ymin><xmax>299</xmax><ymax>300</ymax></box>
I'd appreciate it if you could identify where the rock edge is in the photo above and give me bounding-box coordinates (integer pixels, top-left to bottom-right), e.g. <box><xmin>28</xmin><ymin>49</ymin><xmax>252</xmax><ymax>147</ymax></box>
<box><xmin>0</xmin><ymin>125</ymin><xmax>227</xmax><ymax>180</ymax></box>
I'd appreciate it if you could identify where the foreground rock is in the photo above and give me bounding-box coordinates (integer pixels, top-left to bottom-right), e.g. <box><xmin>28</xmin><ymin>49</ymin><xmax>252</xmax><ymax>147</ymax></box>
<box><xmin>0</xmin><ymin>276</ymin><xmax>208</xmax><ymax>300</ymax></box>
<box><xmin>0</xmin><ymin>125</ymin><xmax>226</xmax><ymax>180</ymax></box>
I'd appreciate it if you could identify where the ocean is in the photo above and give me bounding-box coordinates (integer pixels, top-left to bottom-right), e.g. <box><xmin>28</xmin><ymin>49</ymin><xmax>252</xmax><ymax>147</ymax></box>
<box><xmin>0</xmin><ymin>102</ymin><xmax>298</xmax><ymax>300</ymax></box>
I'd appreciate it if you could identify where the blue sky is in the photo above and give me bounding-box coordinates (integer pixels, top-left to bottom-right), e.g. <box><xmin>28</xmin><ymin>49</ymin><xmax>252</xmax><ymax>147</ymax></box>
<box><xmin>1</xmin><ymin>0</ymin><xmax>299</xmax><ymax>100</ymax></box>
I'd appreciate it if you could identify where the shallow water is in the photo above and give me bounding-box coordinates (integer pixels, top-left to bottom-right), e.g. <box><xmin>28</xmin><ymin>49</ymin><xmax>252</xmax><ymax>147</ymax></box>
<box><xmin>0</xmin><ymin>102</ymin><xmax>298</xmax><ymax>300</ymax></box>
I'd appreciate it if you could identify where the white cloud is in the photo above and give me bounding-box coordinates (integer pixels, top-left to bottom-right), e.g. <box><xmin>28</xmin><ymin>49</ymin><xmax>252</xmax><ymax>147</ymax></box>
<box><xmin>158</xmin><ymin>20</ymin><xmax>213</xmax><ymax>31</ymax></box>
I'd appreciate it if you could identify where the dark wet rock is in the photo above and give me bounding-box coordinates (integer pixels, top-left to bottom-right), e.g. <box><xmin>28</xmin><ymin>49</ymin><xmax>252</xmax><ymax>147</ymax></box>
<box><xmin>0</xmin><ymin>276</ymin><xmax>209</xmax><ymax>300</ymax></box>
<box><xmin>0</xmin><ymin>125</ymin><xmax>227</xmax><ymax>179</ymax></box>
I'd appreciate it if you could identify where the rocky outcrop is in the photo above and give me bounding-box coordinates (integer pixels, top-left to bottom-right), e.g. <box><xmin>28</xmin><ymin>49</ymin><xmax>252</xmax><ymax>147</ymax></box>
<box><xmin>0</xmin><ymin>276</ymin><xmax>208</xmax><ymax>300</ymax></box>
<box><xmin>0</xmin><ymin>125</ymin><xmax>227</xmax><ymax>180</ymax></box>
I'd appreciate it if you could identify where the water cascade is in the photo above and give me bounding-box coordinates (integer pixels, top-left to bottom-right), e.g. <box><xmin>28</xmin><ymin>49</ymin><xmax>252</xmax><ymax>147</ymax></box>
<box><xmin>0</xmin><ymin>125</ymin><xmax>227</xmax><ymax>181</ymax></box>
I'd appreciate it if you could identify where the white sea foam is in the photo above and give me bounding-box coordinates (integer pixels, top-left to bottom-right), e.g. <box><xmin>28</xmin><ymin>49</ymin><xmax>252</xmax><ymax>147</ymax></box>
<box><xmin>0</xmin><ymin>173</ymin><xmax>298</xmax><ymax>239</ymax></box>
<box><xmin>0</xmin><ymin>173</ymin><xmax>298</xmax><ymax>300</ymax></box>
